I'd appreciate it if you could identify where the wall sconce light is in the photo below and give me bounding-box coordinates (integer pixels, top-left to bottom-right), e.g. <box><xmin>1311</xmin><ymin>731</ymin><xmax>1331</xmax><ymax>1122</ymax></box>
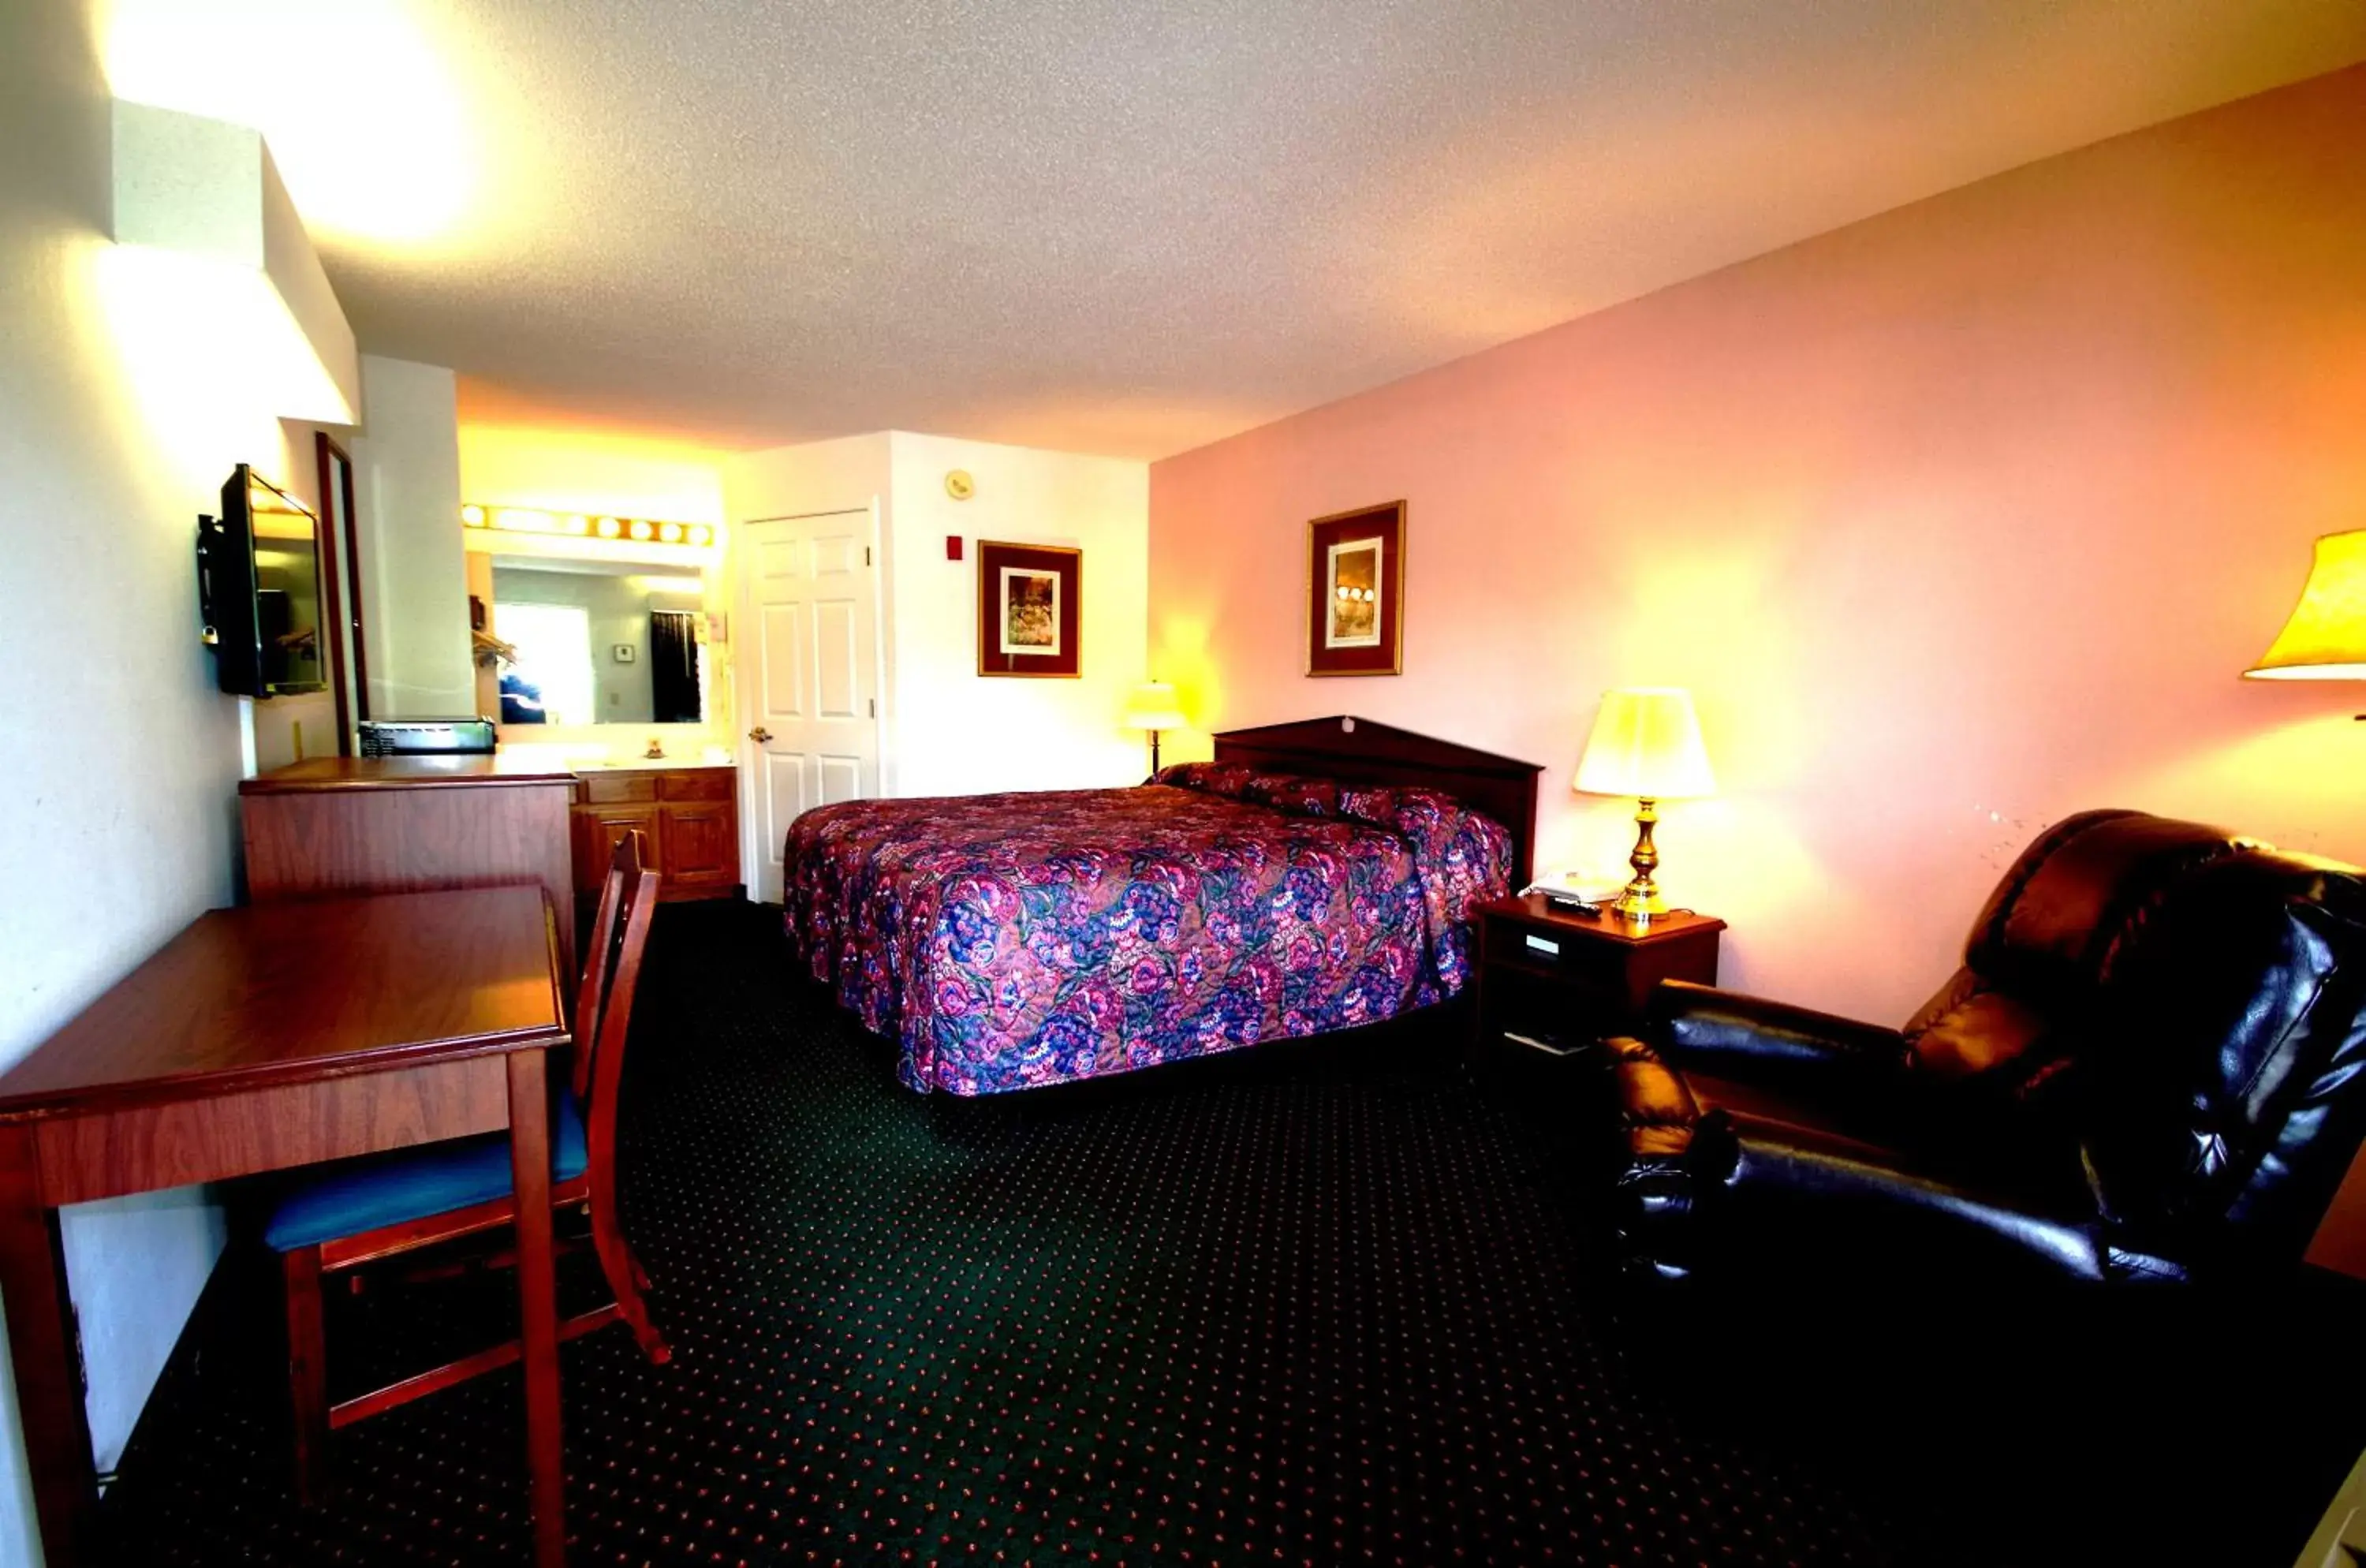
<box><xmin>459</xmin><ymin>506</ymin><xmax>718</xmax><ymax>551</ymax></box>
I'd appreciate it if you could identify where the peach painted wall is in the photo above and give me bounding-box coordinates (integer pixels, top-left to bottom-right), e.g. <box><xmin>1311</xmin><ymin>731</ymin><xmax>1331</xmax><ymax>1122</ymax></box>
<box><xmin>1149</xmin><ymin>66</ymin><xmax>2366</xmax><ymax>1025</ymax></box>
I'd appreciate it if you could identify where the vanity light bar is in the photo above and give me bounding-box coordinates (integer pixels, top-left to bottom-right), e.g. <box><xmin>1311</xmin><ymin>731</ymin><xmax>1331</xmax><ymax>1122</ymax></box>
<box><xmin>461</xmin><ymin>504</ymin><xmax>714</xmax><ymax>550</ymax></box>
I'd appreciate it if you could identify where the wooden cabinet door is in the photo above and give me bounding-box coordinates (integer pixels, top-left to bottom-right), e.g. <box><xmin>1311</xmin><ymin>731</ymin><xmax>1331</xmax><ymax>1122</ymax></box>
<box><xmin>660</xmin><ymin>801</ymin><xmax>737</xmax><ymax>894</ymax></box>
<box><xmin>575</xmin><ymin>803</ymin><xmax>663</xmax><ymax>893</ymax></box>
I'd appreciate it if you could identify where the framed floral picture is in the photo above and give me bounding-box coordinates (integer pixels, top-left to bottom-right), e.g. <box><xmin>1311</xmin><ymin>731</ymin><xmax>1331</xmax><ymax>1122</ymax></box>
<box><xmin>1305</xmin><ymin>501</ymin><xmax>1405</xmax><ymax>676</ymax></box>
<box><xmin>977</xmin><ymin>539</ymin><xmax>1081</xmax><ymax>678</ymax></box>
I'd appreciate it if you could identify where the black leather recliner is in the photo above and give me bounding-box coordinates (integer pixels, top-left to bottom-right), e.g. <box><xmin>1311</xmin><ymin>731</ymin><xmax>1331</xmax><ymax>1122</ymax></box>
<box><xmin>1608</xmin><ymin>809</ymin><xmax>2366</xmax><ymax>1285</ymax></box>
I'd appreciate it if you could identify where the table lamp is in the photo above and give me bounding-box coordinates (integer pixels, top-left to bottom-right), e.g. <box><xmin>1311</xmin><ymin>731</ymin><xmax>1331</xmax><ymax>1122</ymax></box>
<box><xmin>1574</xmin><ymin>687</ymin><xmax>1716</xmax><ymax>921</ymax></box>
<box><xmin>1124</xmin><ymin>681</ymin><xmax>1186</xmax><ymax>774</ymax></box>
<box><xmin>2245</xmin><ymin>531</ymin><xmax>2366</xmax><ymax>696</ymax></box>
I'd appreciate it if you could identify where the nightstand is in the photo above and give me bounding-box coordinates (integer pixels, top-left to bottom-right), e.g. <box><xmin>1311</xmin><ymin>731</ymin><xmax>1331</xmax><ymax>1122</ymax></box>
<box><xmin>1471</xmin><ymin>894</ymin><xmax>1724</xmax><ymax>1066</ymax></box>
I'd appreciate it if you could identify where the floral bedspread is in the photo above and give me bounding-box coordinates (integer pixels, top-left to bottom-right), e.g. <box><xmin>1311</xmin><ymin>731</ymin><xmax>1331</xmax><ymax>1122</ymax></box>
<box><xmin>782</xmin><ymin>762</ymin><xmax>1514</xmax><ymax>1095</ymax></box>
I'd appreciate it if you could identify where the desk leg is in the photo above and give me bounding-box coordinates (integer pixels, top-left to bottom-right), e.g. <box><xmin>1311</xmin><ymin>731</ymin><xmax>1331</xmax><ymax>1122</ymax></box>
<box><xmin>0</xmin><ymin>1126</ymin><xmax>95</xmax><ymax>1567</ymax></box>
<box><xmin>507</xmin><ymin>1051</ymin><xmax>566</xmax><ymax>1567</ymax></box>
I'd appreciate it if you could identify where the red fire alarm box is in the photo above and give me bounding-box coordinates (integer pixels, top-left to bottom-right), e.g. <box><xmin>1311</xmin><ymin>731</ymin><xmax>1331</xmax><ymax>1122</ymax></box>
<box><xmin>946</xmin><ymin>536</ymin><xmax>964</xmax><ymax>562</ymax></box>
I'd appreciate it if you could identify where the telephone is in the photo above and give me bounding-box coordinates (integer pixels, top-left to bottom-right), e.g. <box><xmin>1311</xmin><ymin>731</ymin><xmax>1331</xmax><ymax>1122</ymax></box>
<box><xmin>1521</xmin><ymin>872</ymin><xmax>1624</xmax><ymax>909</ymax></box>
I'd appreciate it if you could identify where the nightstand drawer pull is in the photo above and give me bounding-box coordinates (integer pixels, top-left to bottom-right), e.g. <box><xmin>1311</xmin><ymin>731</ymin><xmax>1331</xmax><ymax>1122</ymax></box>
<box><xmin>1523</xmin><ymin>934</ymin><xmax>1562</xmax><ymax>958</ymax></box>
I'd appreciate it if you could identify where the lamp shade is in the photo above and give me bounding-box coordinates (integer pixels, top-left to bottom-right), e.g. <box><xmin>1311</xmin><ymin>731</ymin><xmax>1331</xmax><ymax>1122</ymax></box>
<box><xmin>2245</xmin><ymin>531</ymin><xmax>2366</xmax><ymax>679</ymax></box>
<box><xmin>1575</xmin><ymin>688</ymin><xmax>1715</xmax><ymax>800</ymax></box>
<box><xmin>1123</xmin><ymin>681</ymin><xmax>1186</xmax><ymax>732</ymax></box>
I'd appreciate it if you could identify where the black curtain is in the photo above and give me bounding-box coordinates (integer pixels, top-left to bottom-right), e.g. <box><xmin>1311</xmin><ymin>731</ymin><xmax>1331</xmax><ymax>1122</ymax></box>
<box><xmin>648</xmin><ymin>611</ymin><xmax>700</xmax><ymax>723</ymax></box>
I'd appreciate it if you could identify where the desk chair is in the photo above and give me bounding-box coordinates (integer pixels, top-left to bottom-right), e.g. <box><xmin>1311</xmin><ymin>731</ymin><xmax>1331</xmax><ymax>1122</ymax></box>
<box><xmin>267</xmin><ymin>834</ymin><xmax>670</xmax><ymax>1498</ymax></box>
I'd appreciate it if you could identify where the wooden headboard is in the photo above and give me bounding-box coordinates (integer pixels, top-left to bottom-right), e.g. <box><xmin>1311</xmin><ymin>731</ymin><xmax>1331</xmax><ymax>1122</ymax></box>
<box><xmin>1211</xmin><ymin>715</ymin><xmax>1543</xmax><ymax>886</ymax></box>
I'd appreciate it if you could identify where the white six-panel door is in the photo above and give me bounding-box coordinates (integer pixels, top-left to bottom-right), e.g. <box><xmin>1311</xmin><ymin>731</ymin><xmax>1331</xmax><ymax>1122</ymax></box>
<box><xmin>736</xmin><ymin>510</ymin><xmax>883</xmax><ymax>901</ymax></box>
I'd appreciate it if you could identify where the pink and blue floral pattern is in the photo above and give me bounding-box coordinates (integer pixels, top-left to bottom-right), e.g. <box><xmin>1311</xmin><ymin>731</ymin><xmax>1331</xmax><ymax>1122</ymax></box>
<box><xmin>784</xmin><ymin>774</ymin><xmax>1513</xmax><ymax>1095</ymax></box>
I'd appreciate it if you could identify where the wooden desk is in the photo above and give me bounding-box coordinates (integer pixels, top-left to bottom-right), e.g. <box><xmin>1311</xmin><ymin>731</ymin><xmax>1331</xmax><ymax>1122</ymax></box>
<box><xmin>0</xmin><ymin>887</ymin><xmax>572</xmax><ymax>1567</ymax></box>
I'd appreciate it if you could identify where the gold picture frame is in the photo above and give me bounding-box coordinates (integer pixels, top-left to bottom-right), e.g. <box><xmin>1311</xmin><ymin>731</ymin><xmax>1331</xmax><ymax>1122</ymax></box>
<box><xmin>1304</xmin><ymin>500</ymin><xmax>1406</xmax><ymax>677</ymax></box>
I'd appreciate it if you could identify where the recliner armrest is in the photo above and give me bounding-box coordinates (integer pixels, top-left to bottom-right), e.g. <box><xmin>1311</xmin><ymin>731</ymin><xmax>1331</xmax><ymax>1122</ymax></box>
<box><xmin>1605</xmin><ymin>1034</ymin><xmax>1719</xmax><ymax>1282</ymax></box>
<box><xmin>1652</xmin><ymin>980</ymin><xmax>1909</xmax><ymax>1082</ymax></box>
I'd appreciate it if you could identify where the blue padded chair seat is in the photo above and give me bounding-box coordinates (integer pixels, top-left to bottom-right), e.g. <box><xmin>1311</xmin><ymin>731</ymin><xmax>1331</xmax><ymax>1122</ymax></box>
<box><xmin>265</xmin><ymin>1088</ymin><xmax>589</xmax><ymax>1253</ymax></box>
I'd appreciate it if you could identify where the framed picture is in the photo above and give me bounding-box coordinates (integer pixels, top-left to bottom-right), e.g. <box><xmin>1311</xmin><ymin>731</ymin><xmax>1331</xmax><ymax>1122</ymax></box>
<box><xmin>1306</xmin><ymin>500</ymin><xmax>1405</xmax><ymax>676</ymax></box>
<box><xmin>978</xmin><ymin>539</ymin><xmax>1081</xmax><ymax>678</ymax></box>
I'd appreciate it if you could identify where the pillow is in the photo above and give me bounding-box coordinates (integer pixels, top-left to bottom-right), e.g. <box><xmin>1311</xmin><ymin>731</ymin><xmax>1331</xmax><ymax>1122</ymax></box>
<box><xmin>1242</xmin><ymin>772</ymin><xmax>1342</xmax><ymax>818</ymax></box>
<box><xmin>1334</xmin><ymin>784</ymin><xmax>1401</xmax><ymax>827</ymax></box>
<box><xmin>1151</xmin><ymin>760</ymin><xmax>1256</xmax><ymax>799</ymax></box>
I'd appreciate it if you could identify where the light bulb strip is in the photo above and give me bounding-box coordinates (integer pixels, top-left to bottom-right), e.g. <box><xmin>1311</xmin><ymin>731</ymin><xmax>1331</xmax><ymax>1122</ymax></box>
<box><xmin>461</xmin><ymin>504</ymin><xmax>715</xmax><ymax>550</ymax></box>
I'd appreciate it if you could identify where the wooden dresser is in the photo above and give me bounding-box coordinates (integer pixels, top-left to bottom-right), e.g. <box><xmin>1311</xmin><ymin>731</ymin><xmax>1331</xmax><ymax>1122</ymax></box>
<box><xmin>571</xmin><ymin>764</ymin><xmax>741</xmax><ymax>904</ymax></box>
<box><xmin>241</xmin><ymin>756</ymin><xmax>581</xmax><ymax>975</ymax></box>
<box><xmin>242</xmin><ymin>758</ymin><xmax>745</xmax><ymax>980</ymax></box>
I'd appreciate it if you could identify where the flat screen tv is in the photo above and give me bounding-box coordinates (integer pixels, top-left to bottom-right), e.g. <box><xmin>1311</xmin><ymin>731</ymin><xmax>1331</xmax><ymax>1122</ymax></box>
<box><xmin>196</xmin><ymin>465</ymin><xmax>329</xmax><ymax>700</ymax></box>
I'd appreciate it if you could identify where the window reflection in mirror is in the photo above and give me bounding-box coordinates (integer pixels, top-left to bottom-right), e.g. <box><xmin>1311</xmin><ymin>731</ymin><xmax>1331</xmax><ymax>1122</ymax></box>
<box><xmin>251</xmin><ymin>480</ymin><xmax>328</xmax><ymax>696</ymax></box>
<box><xmin>491</xmin><ymin>556</ymin><xmax>704</xmax><ymax>726</ymax></box>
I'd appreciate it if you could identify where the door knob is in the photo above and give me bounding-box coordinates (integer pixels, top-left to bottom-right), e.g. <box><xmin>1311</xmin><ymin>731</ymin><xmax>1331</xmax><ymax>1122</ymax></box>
<box><xmin>748</xmin><ymin>726</ymin><xmax>774</xmax><ymax>743</ymax></box>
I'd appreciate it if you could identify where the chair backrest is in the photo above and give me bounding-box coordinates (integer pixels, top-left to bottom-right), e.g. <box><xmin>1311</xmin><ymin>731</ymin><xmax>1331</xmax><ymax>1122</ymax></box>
<box><xmin>1898</xmin><ymin>810</ymin><xmax>2249</xmax><ymax>1087</ymax></box>
<box><xmin>573</xmin><ymin>831</ymin><xmax>660</xmax><ymax>1124</ymax></box>
<box><xmin>2082</xmin><ymin>846</ymin><xmax>2366</xmax><ymax>1264</ymax></box>
<box><xmin>1961</xmin><ymin>809</ymin><xmax>2252</xmax><ymax>999</ymax></box>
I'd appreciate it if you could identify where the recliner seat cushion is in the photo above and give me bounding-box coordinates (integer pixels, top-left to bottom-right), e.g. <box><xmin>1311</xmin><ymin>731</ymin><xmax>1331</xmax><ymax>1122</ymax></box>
<box><xmin>1714</xmin><ymin>1123</ymin><xmax>2112</xmax><ymax>1282</ymax></box>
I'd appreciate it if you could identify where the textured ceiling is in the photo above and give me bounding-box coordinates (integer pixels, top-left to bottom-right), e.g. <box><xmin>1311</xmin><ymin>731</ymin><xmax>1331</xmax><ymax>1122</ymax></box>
<box><xmin>106</xmin><ymin>2</ymin><xmax>2366</xmax><ymax>458</ymax></box>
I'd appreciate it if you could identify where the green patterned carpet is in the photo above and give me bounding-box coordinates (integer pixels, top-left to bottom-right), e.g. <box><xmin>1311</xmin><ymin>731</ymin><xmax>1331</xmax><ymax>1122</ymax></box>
<box><xmin>93</xmin><ymin>900</ymin><xmax>2360</xmax><ymax>1566</ymax></box>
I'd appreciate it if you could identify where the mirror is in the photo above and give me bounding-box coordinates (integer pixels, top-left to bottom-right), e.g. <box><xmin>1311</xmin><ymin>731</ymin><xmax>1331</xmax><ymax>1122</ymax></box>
<box><xmin>490</xmin><ymin>556</ymin><xmax>707</xmax><ymax>726</ymax></box>
<box><xmin>313</xmin><ymin>433</ymin><xmax>368</xmax><ymax>748</ymax></box>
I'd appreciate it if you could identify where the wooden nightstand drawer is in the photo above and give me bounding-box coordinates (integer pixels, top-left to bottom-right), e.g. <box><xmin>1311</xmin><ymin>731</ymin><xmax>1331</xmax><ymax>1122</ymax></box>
<box><xmin>1491</xmin><ymin>919</ymin><xmax>1629</xmax><ymax>987</ymax></box>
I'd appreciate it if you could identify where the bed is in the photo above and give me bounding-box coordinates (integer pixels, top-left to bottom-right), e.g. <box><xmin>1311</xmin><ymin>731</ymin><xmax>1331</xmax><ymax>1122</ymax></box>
<box><xmin>782</xmin><ymin>717</ymin><xmax>1541</xmax><ymax>1095</ymax></box>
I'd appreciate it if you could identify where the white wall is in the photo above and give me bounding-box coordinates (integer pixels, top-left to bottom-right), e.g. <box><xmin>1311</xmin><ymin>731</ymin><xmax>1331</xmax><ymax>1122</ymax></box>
<box><xmin>349</xmin><ymin>355</ymin><xmax>473</xmax><ymax>718</ymax></box>
<box><xmin>883</xmin><ymin>431</ymin><xmax>1148</xmax><ymax>795</ymax></box>
<box><xmin>722</xmin><ymin>430</ymin><xmax>1151</xmax><ymax>801</ymax></box>
<box><xmin>0</xmin><ymin>2</ymin><xmax>330</xmax><ymax>1555</ymax></box>
<box><xmin>457</xmin><ymin>425</ymin><xmax>727</xmax><ymax>525</ymax></box>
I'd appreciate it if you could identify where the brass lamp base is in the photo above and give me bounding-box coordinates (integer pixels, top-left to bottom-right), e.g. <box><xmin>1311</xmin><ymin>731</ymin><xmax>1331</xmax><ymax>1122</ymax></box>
<box><xmin>1612</xmin><ymin>796</ymin><xmax>1666</xmax><ymax>922</ymax></box>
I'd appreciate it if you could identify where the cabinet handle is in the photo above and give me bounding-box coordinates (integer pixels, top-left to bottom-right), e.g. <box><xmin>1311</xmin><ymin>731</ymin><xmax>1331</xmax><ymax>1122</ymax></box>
<box><xmin>748</xmin><ymin>726</ymin><xmax>773</xmax><ymax>743</ymax></box>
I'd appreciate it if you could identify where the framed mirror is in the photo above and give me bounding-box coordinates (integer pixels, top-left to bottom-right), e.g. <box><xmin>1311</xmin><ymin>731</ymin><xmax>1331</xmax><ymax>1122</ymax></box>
<box><xmin>313</xmin><ymin>432</ymin><xmax>369</xmax><ymax>751</ymax></box>
<box><xmin>485</xmin><ymin>554</ymin><xmax>709</xmax><ymax>728</ymax></box>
